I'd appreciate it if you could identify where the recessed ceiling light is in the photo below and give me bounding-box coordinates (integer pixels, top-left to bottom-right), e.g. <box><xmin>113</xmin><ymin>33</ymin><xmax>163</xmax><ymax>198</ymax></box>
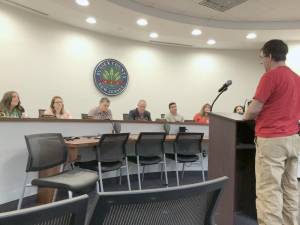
<box><xmin>75</xmin><ymin>0</ymin><xmax>90</xmax><ymax>6</ymax></box>
<box><xmin>137</xmin><ymin>18</ymin><xmax>148</xmax><ymax>26</ymax></box>
<box><xmin>246</xmin><ymin>33</ymin><xmax>257</xmax><ymax>39</ymax></box>
<box><xmin>207</xmin><ymin>39</ymin><xmax>216</xmax><ymax>45</ymax></box>
<box><xmin>149</xmin><ymin>32</ymin><xmax>159</xmax><ymax>39</ymax></box>
<box><xmin>86</xmin><ymin>17</ymin><xmax>96</xmax><ymax>24</ymax></box>
<box><xmin>191</xmin><ymin>29</ymin><xmax>202</xmax><ymax>36</ymax></box>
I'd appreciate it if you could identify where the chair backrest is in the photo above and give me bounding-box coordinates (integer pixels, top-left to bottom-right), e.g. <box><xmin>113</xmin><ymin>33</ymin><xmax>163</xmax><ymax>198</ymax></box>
<box><xmin>25</xmin><ymin>133</ymin><xmax>68</xmax><ymax>172</ymax></box>
<box><xmin>0</xmin><ymin>194</ymin><xmax>88</xmax><ymax>225</ymax></box>
<box><xmin>135</xmin><ymin>132</ymin><xmax>166</xmax><ymax>157</ymax></box>
<box><xmin>96</xmin><ymin>133</ymin><xmax>129</xmax><ymax>162</ymax></box>
<box><xmin>175</xmin><ymin>132</ymin><xmax>204</xmax><ymax>155</ymax></box>
<box><xmin>122</xmin><ymin>113</ymin><xmax>129</xmax><ymax>120</ymax></box>
<box><xmin>90</xmin><ymin>176</ymin><xmax>228</xmax><ymax>225</ymax></box>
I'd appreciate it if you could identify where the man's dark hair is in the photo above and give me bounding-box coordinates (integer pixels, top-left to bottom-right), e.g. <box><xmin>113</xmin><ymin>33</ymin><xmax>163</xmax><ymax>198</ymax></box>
<box><xmin>261</xmin><ymin>39</ymin><xmax>288</xmax><ymax>62</ymax></box>
<box><xmin>168</xmin><ymin>102</ymin><xmax>176</xmax><ymax>109</ymax></box>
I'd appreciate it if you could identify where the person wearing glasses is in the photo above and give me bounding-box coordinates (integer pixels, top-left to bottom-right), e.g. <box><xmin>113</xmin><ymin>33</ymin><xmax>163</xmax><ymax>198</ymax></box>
<box><xmin>128</xmin><ymin>99</ymin><xmax>151</xmax><ymax>121</ymax></box>
<box><xmin>88</xmin><ymin>97</ymin><xmax>112</xmax><ymax>120</ymax></box>
<box><xmin>44</xmin><ymin>96</ymin><xmax>72</xmax><ymax>119</ymax></box>
<box><xmin>0</xmin><ymin>91</ymin><xmax>26</xmax><ymax>118</ymax></box>
<box><xmin>245</xmin><ymin>39</ymin><xmax>300</xmax><ymax>225</ymax></box>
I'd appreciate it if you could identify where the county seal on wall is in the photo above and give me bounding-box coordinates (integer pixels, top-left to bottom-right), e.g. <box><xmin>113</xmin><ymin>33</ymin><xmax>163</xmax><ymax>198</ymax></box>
<box><xmin>93</xmin><ymin>59</ymin><xmax>129</xmax><ymax>96</ymax></box>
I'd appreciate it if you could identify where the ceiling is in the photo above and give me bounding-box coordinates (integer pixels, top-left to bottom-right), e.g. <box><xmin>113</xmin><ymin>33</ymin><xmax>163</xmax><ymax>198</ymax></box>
<box><xmin>2</xmin><ymin>0</ymin><xmax>300</xmax><ymax>49</ymax></box>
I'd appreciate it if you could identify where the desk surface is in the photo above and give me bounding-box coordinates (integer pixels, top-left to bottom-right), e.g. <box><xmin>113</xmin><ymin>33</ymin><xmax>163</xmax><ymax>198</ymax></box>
<box><xmin>0</xmin><ymin>117</ymin><xmax>208</xmax><ymax>126</ymax></box>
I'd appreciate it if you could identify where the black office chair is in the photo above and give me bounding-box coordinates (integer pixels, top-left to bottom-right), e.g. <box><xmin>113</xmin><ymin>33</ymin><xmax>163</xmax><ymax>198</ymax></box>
<box><xmin>167</xmin><ymin>132</ymin><xmax>205</xmax><ymax>186</ymax></box>
<box><xmin>129</xmin><ymin>132</ymin><xmax>168</xmax><ymax>190</ymax></box>
<box><xmin>96</xmin><ymin>133</ymin><xmax>131</xmax><ymax>192</ymax></box>
<box><xmin>89</xmin><ymin>176</ymin><xmax>228</xmax><ymax>225</ymax></box>
<box><xmin>18</xmin><ymin>133</ymin><xmax>98</xmax><ymax>209</ymax></box>
<box><xmin>1</xmin><ymin>195</ymin><xmax>88</xmax><ymax>225</ymax></box>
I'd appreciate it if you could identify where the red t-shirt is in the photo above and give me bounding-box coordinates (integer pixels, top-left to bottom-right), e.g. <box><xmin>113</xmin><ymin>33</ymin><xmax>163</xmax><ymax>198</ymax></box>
<box><xmin>193</xmin><ymin>113</ymin><xmax>209</xmax><ymax>124</ymax></box>
<box><xmin>254</xmin><ymin>66</ymin><xmax>300</xmax><ymax>137</ymax></box>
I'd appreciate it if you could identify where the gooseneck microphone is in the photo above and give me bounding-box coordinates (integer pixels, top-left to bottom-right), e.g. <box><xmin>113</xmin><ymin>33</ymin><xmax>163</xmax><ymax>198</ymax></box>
<box><xmin>211</xmin><ymin>80</ymin><xmax>233</xmax><ymax>111</ymax></box>
<box><xmin>218</xmin><ymin>80</ymin><xmax>232</xmax><ymax>92</ymax></box>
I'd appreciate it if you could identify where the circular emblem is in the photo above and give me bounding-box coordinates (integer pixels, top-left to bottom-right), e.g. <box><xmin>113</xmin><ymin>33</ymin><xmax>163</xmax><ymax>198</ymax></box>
<box><xmin>93</xmin><ymin>59</ymin><xmax>129</xmax><ymax>96</ymax></box>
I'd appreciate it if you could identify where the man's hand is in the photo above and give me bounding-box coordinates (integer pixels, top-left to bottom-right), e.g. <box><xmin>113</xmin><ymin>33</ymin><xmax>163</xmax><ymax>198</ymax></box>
<box><xmin>244</xmin><ymin>99</ymin><xmax>264</xmax><ymax>120</ymax></box>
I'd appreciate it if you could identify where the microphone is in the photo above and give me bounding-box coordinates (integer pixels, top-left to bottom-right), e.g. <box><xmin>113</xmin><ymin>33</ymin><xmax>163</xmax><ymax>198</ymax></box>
<box><xmin>218</xmin><ymin>80</ymin><xmax>232</xmax><ymax>92</ymax></box>
<box><xmin>211</xmin><ymin>80</ymin><xmax>233</xmax><ymax>111</ymax></box>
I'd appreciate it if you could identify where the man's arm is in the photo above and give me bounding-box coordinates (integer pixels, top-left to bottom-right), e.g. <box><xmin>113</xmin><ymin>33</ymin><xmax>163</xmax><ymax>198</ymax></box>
<box><xmin>128</xmin><ymin>110</ymin><xmax>135</xmax><ymax>120</ymax></box>
<box><xmin>244</xmin><ymin>99</ymin><xmax>264</xmax><ymax>120</ymax></box>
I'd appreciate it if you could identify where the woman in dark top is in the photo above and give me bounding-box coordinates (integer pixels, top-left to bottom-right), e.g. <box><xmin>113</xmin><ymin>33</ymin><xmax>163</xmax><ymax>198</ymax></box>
<box><xmin>0</xmin><ymin>91</ymin><xmax>26</xmax><ymax>118</ymax></box>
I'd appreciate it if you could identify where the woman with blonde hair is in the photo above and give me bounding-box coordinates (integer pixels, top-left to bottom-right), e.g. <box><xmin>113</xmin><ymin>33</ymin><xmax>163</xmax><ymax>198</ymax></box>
<box><xmin>193</xmin><ymin>103</ymin><xmax>211</xmax><ymax>124</ymax></box>
<box><xmin>43</xmin><ymin>96</ymin><xmax>72</xmax><ymax>119</ymax></box>
<box><xmin>0</xmin><ymin>91</ymin><xmax>26</xmax><ymax>118</ymax></box>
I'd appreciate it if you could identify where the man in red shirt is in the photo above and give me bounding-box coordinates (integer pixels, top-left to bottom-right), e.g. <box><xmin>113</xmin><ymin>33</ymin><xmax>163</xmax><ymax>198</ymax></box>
<box><xmin>245</xmin><ymin>39</ymin><xmax>300</xmax><ymax>225</ymax></box>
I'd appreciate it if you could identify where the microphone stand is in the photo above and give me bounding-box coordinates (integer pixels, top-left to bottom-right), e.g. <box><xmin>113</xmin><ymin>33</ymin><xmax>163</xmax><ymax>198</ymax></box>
<box><xmin>211</xmin><ymin>87</ymin><xmax>228</xmax><ymax>111</ymax></box>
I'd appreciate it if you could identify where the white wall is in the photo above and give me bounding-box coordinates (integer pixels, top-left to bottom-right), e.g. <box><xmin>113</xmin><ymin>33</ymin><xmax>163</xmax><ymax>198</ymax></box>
<box><xmin>0</xmin><ymin>2</ymin><xmax>266</xmax><ymax>120</ymax></box>
<box><xmin>1</xmin><ymin>3</ymin><xmax>300</xmax><ymax>119</ymax></box>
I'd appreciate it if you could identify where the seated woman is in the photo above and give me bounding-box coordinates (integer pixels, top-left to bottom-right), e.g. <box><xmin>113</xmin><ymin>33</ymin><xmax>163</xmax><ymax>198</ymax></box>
<box><xmin>0</xmin><ymin>91</ymin><xmax>26</xmax><ymax>118</ymax></box>
<box><xmin>43</xmin><ymin>96</ymin><xmax>72</xmax><ymax>119</ymax></box>
<box><xmin>233</xmin><ymin>105</ymin><xmax>245</xmax><ymax>115</ymax></box>
<box><xmin>193</xmin><ymin>103</ymin><xmax>211</xmax><ymax>124</ymax></box>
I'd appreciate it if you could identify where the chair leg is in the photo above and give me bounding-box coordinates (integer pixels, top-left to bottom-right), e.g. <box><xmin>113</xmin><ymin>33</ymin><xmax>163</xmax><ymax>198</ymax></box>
<box><xmin>96</xmin><ymin>182</ymin><xmax>100</xmax><ymax>193</ymax></box>
<box><xmin>52</xmin><ymin>189</ymin><xmax>58</xmax><ymax>202</ymax></box>
<box><xmin>163</xmin><ymin>154</ymin><xmax>168</xmax><ymax>187</ymax></box>
<box><xmin>142</xmin><ymin>166</ymin><xmax>145</xmax><ymax>183</ymax></box>
<box><xmin>17</xmin><ymin>173</ymin><xmax>28</xmax><ymax>210</ymax></box>
<box><xmin>137</xmin><ymin>156</ymin><xmax>142</xmax><ymax>190</ymax></box>
<box><xmin>68</xmin><ymin>191</ymin><xmax>73</xmax><ymax>198</ymax></box>
<box><xmin>181</xmin><ymin>163</ymin><xmax>185</xmax><ymax>180</ymax></box>
<box><xmin>199</xmin><ymin>153</ymin><xmax>206</xmax><ymax>182</ymax></box>
<box><xmin>160</xmin><ymin>163</ymin><xmax>163</xmax><ymax>181</ymax></box>
<box><xmin>174</xmin><ymin>153</ymin><xmax>179</xmax><ymax>186</ymax></box>
<box><xmin>125</xmin><ymin>157</ymin><xmax>131</xmax><ymax>191</ymax></box>
<box><xmin>119</xmin><ymin>168</ymin><xmax>122</xmax><ymax>185</ymax></box>
<box><xmin>98</xmin><ymin>162</ymin><xmax>104</xmax><ymax>192</ymax></box>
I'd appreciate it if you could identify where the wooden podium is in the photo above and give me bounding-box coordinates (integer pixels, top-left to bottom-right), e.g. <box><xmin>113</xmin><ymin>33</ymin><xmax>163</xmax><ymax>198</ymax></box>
<box><xmin>208</xmin><ymin>113</ymin><xmax>257</xmax><ymax>225</ymax></box>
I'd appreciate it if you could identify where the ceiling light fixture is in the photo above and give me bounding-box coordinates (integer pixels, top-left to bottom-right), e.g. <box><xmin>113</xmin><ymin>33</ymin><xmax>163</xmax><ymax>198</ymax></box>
<box><xmin>191</xmin><ymin>29</ymin><xmax>202</xmax><ymax>36</ymax></box>
<box><xmin>75</xmin><ymin>0</ymin><xmax>90</xmax><ymax>6</ymax></box>
<box><xmin>246</xmin><ymin>33</ymin><xmax>257</xmax><ymax>39</ymax></box>
<box><xmin>86</xmin><ymin>17</ymin><xmax>96</xmax><ymax>24</ymax></box>
<box><xmin>137</xmin><ymin>18</ymin><xmax>148</xmax><ymax>26</ymax></box>
<box><xmin>207</xmin><ymin>39</ymin><xmax>216</xmax><ymax>45</ymax></box>
<box><xmin>149</xmin><ymin>32</ymin><xmax>159</xmax><ymax>39</ymax></box>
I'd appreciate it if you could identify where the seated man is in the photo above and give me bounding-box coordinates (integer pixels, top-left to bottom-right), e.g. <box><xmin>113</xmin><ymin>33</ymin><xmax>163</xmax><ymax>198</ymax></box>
<box><xmin>88</xmin><ymin>97</ymin><xmax>112</xmax><ymax>120</ymax></box>
<box><xmin>165</xmin><ymin>102</ymin><xmax>184</xmax><ymax>122</ymax></box>
<box><xmin>129</xmin><ymin>99</ymin><xmax>151</xmax><ymax>121</ymax></box>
